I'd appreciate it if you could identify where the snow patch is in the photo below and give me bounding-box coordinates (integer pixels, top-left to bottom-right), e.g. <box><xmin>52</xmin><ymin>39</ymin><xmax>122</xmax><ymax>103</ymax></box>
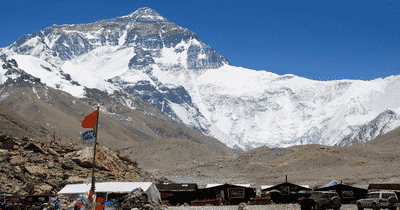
<box><xmin>169</xmin><ymin>102</ymin><xmax>190</xmax><ymax>125</ymax></box>
<box><xmin>61</xmin><ymin>61</ymin><xmax>119</xmax><ymax>94</ymax></box>
<box><xmin>0</xmin><ymin>67</ymin><xmax>8</xmax><ymax>85</ymax></box>
<box><xmin>191</xmin><ymin>38</ymin><xmax>201</xmax><ymax>46</ymax></box>
<box><xmin>9</xmin><ymin>55</ymin><xmax>86</xmax><ymax>97</ymax></box>
<box><xmin>119</xmin><ymin>30</ymin><xmax>127</xmax><ymax>46</ymax></box>
<box><xmin>32</xmin><ymin>87</ymin><xmax>40</xmax><ymax>99</ymax></box>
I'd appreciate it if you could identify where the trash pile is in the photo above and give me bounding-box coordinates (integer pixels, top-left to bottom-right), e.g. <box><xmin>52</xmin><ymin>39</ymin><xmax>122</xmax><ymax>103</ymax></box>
<box><xmin>119</xmin><ymin>188</ymin><xmax>167</xmax><ymax>210</ymax></box>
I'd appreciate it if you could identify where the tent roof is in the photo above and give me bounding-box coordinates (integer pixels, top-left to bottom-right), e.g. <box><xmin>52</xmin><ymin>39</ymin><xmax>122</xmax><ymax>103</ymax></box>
<box><xmin>261</xmin><ymin>185</ymin><xmax>273</xmax><ymax>190</ymax></box>
<box><xmin>368</xmin><ymin>184</ymin><xmax>400</xmax><ymax>190</ymax></box>
<box><xmin>206</xmin><ymin>184</ymin><xmax>223</xmax><ymax>188</ymax></box>
<box><xmin>155</xmin><ymin>183</ymin><xmax>198</xmax><ymax>191</ymax></box>
<box><xmin>58</xmin><ymin>182</ymin><xmax>154</xmax><ymax>194</ymax></box>
<box><xmin>320</xmin><ymin>179</ymin><xmax>341</xmax><ymax>188</ymax></box>
<box><xmin>206</xmin><ymin>184</ymin><xmax>251</xmax><ymax>188</ymax></box>
<box><xmin>96</xmin><ymin>182</ymin><xmax>152</xmax><ymax>193</ymax></box>
<box><xmin>58</xmin><ymin>183</ymin><xmax>91</xmax><ymax>194</ymax></box>
<box><xmin>261</xmin><ymin>182</ymin><xmax>311</xmax><ymax>191</ymax></box>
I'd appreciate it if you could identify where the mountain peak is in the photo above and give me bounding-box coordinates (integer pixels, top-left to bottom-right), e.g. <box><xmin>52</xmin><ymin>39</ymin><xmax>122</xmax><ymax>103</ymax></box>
<box><xmin>121</xmin><ymin>7</ymin><xmax>168</xmax><ymax>22</ymax></box>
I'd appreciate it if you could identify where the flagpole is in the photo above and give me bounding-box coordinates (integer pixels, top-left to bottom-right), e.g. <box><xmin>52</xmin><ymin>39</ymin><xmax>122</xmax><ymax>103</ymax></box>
<box><xmin>90</xmin><ymin>106</ymin><xmax>100</xmax><ymax>209</ymax></box>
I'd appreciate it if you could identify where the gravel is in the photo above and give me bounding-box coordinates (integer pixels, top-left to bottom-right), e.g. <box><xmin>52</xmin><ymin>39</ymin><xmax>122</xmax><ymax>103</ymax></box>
<box><xmin>166</xmin><ymin>204</ymin><xmax>358</xmax><ymax>210</ymax></box>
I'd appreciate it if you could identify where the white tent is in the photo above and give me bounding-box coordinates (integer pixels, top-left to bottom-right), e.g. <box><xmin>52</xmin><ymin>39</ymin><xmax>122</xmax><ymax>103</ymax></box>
<box><xmin>58</xmin><ymin>182</ymin><xmax>161</xmax><ymax>203</ymax></box>
<box><xmin>96</xmin><ymin>182</ymin><xmax>161</xmax><ymax>203</ymax></box>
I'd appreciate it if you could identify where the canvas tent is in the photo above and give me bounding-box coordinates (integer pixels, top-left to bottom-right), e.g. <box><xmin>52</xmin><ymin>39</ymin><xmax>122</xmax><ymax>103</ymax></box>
<box><xmin>316</xmin><ymin>181</ymin><xmax>368</xmax><ymax>204</ymax></box>
<box><xmin>96</xmin><ymin>182</ymin><xmax>161</xmax><ymax>203</ymax></box>
<box><xmin>199</xmin><ymin>183</ymin><xmax>256</xmax><ymax>205</ymax></box>
<box><xmin>58</xmin><ymin>182</ymin><xmax>161</xmax><ymax>203</ymax></box>
<box><xmin>261</xmin><ymin>182</ymin><xmax>312</xmax><ymax>204</ymax></box>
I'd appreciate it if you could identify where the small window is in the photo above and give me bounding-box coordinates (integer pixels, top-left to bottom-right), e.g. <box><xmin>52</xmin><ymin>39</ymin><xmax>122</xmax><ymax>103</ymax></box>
<box><xmin>382</xmin><ymin>193</ymin><xmax>394</xmax><ymax>199</ymax></box>
<box><xmin>369</xmin><ymin>193</ymin><xmax>379</xmax><ymax>198</ymax></box>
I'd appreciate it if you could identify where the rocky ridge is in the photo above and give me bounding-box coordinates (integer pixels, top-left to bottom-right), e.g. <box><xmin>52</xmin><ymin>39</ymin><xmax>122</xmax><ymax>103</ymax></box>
<box><xmin>335</xmin><ymin>110</ymin><xmax>400</xmax><ymax>147</ymax></box>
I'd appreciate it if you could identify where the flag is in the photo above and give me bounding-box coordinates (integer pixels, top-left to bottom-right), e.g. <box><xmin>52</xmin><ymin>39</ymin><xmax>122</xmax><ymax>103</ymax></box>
<box><xmin>81</xmin><ymin>130</ymin><xmax>96</xmax><ymax>140</ymax></box>
<box><xmin>81</xmin><ymin>109</ymin><xmax>99</xmax><ymax>129</ymax></box>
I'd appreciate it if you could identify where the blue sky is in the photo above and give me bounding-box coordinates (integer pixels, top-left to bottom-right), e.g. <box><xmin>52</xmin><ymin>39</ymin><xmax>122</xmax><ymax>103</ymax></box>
<box><xmin>0</xmin><ymin>0</ymin><xmax>398</xmax><ymax>80</ymax></box>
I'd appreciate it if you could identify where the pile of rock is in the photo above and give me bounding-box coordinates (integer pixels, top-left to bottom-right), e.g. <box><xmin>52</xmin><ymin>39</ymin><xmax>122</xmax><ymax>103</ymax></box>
<box><xmin>120</xmin><ymin>188</ymin><xmax>167</xmax><ymax>210</ymax></box>
<box><xmin>0</xmin><ymin>133</ymin><xmax>162</xmax><ymax>195</ymax></box>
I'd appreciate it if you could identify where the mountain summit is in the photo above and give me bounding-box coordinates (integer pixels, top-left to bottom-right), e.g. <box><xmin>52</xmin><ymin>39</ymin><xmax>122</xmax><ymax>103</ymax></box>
<box><xmin>119</xmin><ymin>7</ymin><xmax>169</xmax><ymax>22</ymax></box>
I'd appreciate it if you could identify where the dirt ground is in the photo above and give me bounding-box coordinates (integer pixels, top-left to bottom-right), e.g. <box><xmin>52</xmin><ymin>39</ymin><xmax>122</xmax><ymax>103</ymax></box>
<box><xmin>166</xmin><ymin>204</ymin><xmax>358</xmax><ymax>210</ymax></box>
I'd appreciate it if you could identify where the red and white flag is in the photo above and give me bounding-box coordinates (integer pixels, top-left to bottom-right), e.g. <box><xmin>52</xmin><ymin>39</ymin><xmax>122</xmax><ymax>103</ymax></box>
<box><xmin>81</xmin><ymin>110</ymin><xmax>98</xmax><ymax>129</ymax></box>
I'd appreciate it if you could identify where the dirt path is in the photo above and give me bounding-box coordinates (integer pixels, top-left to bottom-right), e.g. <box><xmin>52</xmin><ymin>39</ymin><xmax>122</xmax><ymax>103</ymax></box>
<box><xmin>166</xmin><ymin>204</ymin><xmax>358</xmax><ymax>210</ymax></box>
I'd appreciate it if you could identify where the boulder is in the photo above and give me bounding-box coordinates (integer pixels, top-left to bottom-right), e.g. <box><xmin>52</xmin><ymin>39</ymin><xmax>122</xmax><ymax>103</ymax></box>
<box><xmin>13</xmin><ymin>171</ymin><xmax>33</xmax><ymax>183</ymax></box>
<box><xmin>1</xmin><ymin>138</ymin><xmax>17</xmax><ymax>150</ymax></box>
<box><xmin>72</xmin><ymin>146</ymin><xmax>126</xmax><ymax>173</ymax></box>
<box><xmin>66</xmin><ymin>176</ymin><xmax>90</xmax><ymax>183</ymax></box>
<box><xmin>238</xmin><ymin>202</ymin><xmax>248</xmax><ymax>210</ymax></box>
<box><xmin>117</xmin><ymin>151</ymin><xmax>131</xmax><ymax>162</ymax></box>
<box><xmin>23</xmin><ymin>142</ymin><xmax>47</xmax><ymax>154</ymax></box>
<box><xmin>38</xmin><ymin>184</ymin><xmax>53</xmax><ymax>192</ymax></box>
<box><xmin>9</xmin><ymin>155</ymin><xmax>25</xmax><ymax>165</ymax></box>
<box><xmin>64</xmin><ymin>151</ymin><xmax>76</xmax><ymax>159</ymax></box>
<box><xmin>22</xmin><ymin>165</ymin><xmax>49</xmax><ymax>178</ymax></box>
<box><xmin>0</xmin><ymin>149</ymin><xmax>11</xmax><ymax>162</ymax></box>
<box><xmin>47</xmin><ymin>148</ymin><xmax>60</xmax><ymax>156</ymax></box>
<box><xmin>61</xmin><ymin>160</ymin><xmax>76</xmax><ymax>170</ymax></box>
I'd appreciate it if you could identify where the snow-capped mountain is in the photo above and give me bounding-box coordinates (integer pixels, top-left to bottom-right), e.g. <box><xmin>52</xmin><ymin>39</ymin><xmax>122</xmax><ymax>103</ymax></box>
<box><xmin>1</xmin><ymin>7</ymin><xmax>400</xmax><ymax>151</ymax></box>
<box><xmin>334</xmin><ymin>110</ymin><xmax>400</xmax><ymax>147</ymax></box>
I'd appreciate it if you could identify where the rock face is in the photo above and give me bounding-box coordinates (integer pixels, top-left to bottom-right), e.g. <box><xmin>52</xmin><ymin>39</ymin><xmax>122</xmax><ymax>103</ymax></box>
<box><xmin>0</xmin><ymin>133</ymin><xmax>161</xmax><ymax>195</ymax></box>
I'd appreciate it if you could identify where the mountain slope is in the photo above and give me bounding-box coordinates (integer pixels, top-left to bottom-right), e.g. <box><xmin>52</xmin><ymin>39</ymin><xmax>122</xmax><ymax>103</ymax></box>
<box><xmin>335</xmin><ymin>110</ymin><xmax>400</xmax><ymax>147</ymax></box>
<box><xmin>0</xmin><ymin>102</ymin><xmax>49</xmax><ymax>140</ymax></box>
<box><xmin>0</xmin><ymin>56</ymin><xmax>239</xmax><ymax>160</ymax></box>
<box><xmin>1</xmin><ymin>7</ymin><xmax>400</xmax><ymax>150</ymax></box>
